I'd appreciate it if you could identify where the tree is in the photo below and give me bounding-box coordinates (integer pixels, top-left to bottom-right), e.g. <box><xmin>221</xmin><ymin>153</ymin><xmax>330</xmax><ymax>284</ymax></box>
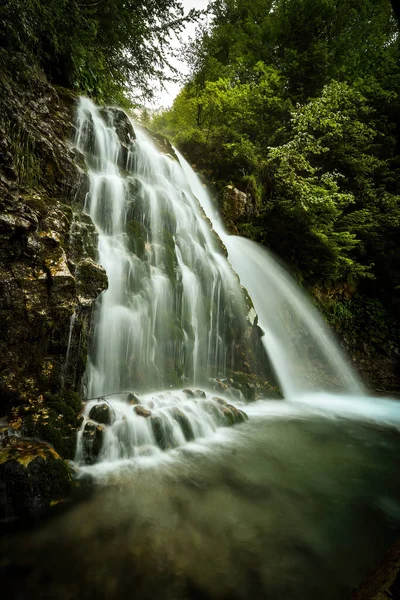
<box><xmin>0</xmin><ymin>0</ymin><xmax>202</xmax><ymax>101</ymax></box>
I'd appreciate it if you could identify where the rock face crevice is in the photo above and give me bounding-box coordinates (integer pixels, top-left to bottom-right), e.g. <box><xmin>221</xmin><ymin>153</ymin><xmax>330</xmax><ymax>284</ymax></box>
<box><xmin>0</xmin><ymin>50</ymin><xmax>107</xmax><ymax>492</ymax></box>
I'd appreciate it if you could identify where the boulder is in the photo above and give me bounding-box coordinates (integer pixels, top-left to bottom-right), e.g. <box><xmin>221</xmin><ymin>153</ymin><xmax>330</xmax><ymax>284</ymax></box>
<box><xmin>170</xmin><ymin>408</ymin><xmax>195</xmax><ymax>441</ymax></box>
<box><xmin>0</xmin><ymin>438</ymin><xmax>72</xmax><ymax>520</ymax></box>
<box><xmin>222</xmin><ymin>185</ymin><xmax>256</xmax><ymax>222</ymax></box>
<box><xmin>127</xmin><ymin>393</ymin><xmax>141</xmax><ymax>405</ymax></box>
<box><xmin>134</xmin><ymin>406</ymin><xmax>152</xmax><ymax>418</ymax></box>
<box><xmin>151</xmin><ymin>416</ymin><xmax>167</xmax><ymax>450</ymax></box>
<box><xmin>81</xmin><ymin>421</ymin><xmax>105</xmax><ymax>465</ymax></box>
<box><xmin>88</xmin><ymin>403</ymin><xmax>114</xmax><ymax>426</ymax></box>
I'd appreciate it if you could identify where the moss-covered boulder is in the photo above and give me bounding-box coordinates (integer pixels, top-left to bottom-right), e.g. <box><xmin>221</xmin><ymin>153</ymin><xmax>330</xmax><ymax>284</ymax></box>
<box><xmin>0</xmin><ymin>438</ymin><xmax>72</xmax><ymax>520</ymax></box>
<box><xmin>170</xmin><ymin>408</ymin><xmax>195</xmax><ymax>441</ymax></box>
<box><xmin>88</xmin><ymin>403</ymin><xmax>114</xmax><ymax>426</ymax></box>
<box><xmin>223</xmin><ymin>404</ymin><xmax>248</xmax><ymax>425</ymax></box>
<box><xmin>151</xmin><ymin>416</ymin><xmax>168</xmax><ymax>450</ymax></box>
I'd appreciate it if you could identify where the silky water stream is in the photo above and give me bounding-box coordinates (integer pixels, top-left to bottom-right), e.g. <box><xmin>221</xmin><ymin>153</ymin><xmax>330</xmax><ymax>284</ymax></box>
<box><xmin>1</xmin><ymin>100</ymin><xmax>400</xmax><ymax>600</ymax></box>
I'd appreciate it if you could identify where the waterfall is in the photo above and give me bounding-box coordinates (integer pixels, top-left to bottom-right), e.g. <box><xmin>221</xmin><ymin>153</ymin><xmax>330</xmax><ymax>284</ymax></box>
<box><xmin>72</xmin><ymin>98</ymin><xmax>363</xmax><ymax>467</ymax></box>
<box><xmin>74</xmin><ymin>98</ymin><xmax>254</xmax><ymax>398</ymax></box>
<box><xmin>177</xmin><ymin>152</ymin><xmax>365</xmax><ymax>398</ymax></box>
<box><xmin>73</xmin><ymin>98</ymin><xmax>254</xmax><ymax>465</ymax></box>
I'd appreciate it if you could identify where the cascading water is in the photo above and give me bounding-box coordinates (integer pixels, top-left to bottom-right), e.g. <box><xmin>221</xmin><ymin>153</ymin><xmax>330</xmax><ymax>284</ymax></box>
<box><xmin>73</xmin><ymin>98</ymin><xmax>255</xmax><ymax>464</ymax></box>
<box><xmin>73</xmin><ymin>98</ymin><xmax>367</xmax><ymax>468</ymax></box>
<box><xmin>178</xmin><ymin>152</ymin><xmax>365</xmax><ymax>398</ymax></box>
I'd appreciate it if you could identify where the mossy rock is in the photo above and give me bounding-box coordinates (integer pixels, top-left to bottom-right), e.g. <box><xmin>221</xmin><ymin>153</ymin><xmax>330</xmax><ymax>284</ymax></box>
<box><xmin>126</xmin><ymin>219</ymin><xmax>147</xmax><ymax>259</ymax></box>
<box><xmin>151</xmin><ymin>416</ymin><xmax>168</xmax><ymax>451</ymax></box>
<box><xmin>0</xmin><ymin>438</ymin><xmax>72</xmax><ymax>520</ymax></box>
<box><xmin>21</xmin><ymin>391</ymin><xmax>83</xmax><ymax>460</ymax></box>
<box><xmin>170</xmin><ymin>408</ymin><xmax>195</xmax><ymax>441</ymax></box>
<box><xmin>225</xmin><ymin>404</ymin><xmax>248</xmax><ymax>424</ymax></box>
<box><xmin>88</xmin><ymin>403</ymin><xmax>114</xmax><ymax>425</ymax></box>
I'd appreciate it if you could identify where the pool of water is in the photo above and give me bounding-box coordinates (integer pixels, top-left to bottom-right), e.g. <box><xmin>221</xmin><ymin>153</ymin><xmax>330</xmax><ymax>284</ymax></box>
<box><xmin>1</xmin><ymin>398</ymin><xmax>400</xmax><ymax>600</ymax></box>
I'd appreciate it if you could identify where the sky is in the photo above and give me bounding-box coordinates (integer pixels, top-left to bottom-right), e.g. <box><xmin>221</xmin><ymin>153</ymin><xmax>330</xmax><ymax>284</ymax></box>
<box><xmin>154</xmin><ymin>0</ymin><xmax>210</xmax><ymax>108</ymax></box>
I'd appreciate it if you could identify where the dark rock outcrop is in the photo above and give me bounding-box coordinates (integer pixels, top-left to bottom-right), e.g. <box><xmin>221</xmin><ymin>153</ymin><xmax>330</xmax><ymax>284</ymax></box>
<box><xmin>88</xmin><ymin>403</ymin><xmax>115</xmax><ymax>426</ymax></box>
<box><xmin>0</xmin><ymin>437</ymin><xmax>72</xmax><ymax>520</ymax></box>
<box><xmin>0</xmin><ymin>52</ymin><xmax>107</xmax><ymax>447</ymax></box>
<box><xmin>352</xmin><ymin>537</ymin><xmax>400</xmax><ymax>599</ymax></box>
<box><xmin>220</xmin><ymin>185</ymin><xmax>258</xmax><ymax>234</ymax></box>
<box><xmin>81</xmin><ymin>421</ymin><xmax>105</xmax><ymax>465</ymax></box>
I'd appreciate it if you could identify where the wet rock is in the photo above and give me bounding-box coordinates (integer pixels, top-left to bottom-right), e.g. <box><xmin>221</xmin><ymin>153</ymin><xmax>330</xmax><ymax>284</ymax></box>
<box><xmin>151</xmin><ymin>416</ymin><xmax>167</xmax><ymax>451</ymax></box>
<box><xmin>134</xmin><ymin>406</ymin><xmax>152</xmax><ymax>418</ymax></box>
<box><xmin>99</xmin><ymin>107</ymin><xmax>136</xmax><ymax>170</ymax></box>
<box><xmin>82</xmin><ymin>421</ymin><xmax>105</xmax><ymax>465</ymax></box>
<box><xmin>170</xmin><ymin>408</ymin><xmax>195</xmax><ymax>442</ymax></box>
<box><xmin>127</xmin><ymin>393</ymin><xmax>141</xmax><ymax>405</ymax></box>
<box><xmin>0</xmin><ymin>54</ymin><xmax>107</xmax><ymax>432</ymax></box>
<box><xmin>88</xmin><ymin>403</ymin><xmax>114</xmax><ymax>426</ymax></box>
<box><xmin>204</xmin><ymin>401</ymin><xmax>224</xmax><ymax>423</ymax></box>
<box><xmin>0</xmin><ymin>439</ymin><xmax>72</xmax><ymax>520</ymax></box>
<box><xmin>222</xmin><ymin>185</ymin><xmax>256</xmax><ymax>222</ymax></box>
<box><xmin>213</xmin><ymin>380</ymin><xmax>229</xmax><ymax>393</ymax></box>
<box><xmin>99</xmin><ymin>107</ymin><xmax>136</xmax><ymax>147</ymax></box>
<box><xmin>195</xmin><ymin>389</ymin><xmax>206</xmax><ymax>399</ymax></box>
<box><xmin>150</xmin><ymin>132</ymin><xmax>178</xmax><ymax>162</ymax></box>
<box><xmin>75</xmin><ymin>258</ymin><xmax>108</xmax><ymax>306</ymax></box>
<box><xmin>352</xmin><ymin>537</ymin><xmax>400</xmax><ymax>599</ymax></box>
<box><xmin>212</xmin><ymin>396</ymin><xmax>227</xmax><ymax>406</ymax></box>
<box><xmin>226</xmin><ymin>404</ymin><xmax>248</xmax><ymax>424</ymax></box>
<box><xmin>182</xmin><ymin>389</ymin><xmax>195</xmax><ymax>398</ymax></box>
<box><xmin>76</xmin><ymin>109</ymin><xmax>95</xmax><ymax>153</ymax></box>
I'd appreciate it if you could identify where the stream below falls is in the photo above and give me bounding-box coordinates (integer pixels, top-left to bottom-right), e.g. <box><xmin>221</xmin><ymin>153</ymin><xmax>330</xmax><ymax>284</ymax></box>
<box><xmin>2</xmin><ymin>395</ymin><xmax>400</xmax><ymax>600</ymax></box>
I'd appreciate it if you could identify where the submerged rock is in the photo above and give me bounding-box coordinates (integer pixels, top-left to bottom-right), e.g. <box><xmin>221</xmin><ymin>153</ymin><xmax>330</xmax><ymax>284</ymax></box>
<box><xmin>0</xmin><ymin>438</ymin><xmax>72</xmax><ymax>520</ymax></box>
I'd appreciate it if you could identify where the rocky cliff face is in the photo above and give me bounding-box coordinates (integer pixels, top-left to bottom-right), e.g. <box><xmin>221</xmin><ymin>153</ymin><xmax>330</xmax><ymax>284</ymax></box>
<box><xmin>0</xmin><ymin>51</ymin><xmax>107</xmax><ymax>517</ymax></box>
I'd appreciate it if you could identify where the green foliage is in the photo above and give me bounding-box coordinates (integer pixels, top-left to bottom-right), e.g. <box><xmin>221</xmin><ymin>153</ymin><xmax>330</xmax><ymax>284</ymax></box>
<box><xmin>0</xmin><ymin>0</ymin><xmax>201</xmax><ymax>102</ymax></box>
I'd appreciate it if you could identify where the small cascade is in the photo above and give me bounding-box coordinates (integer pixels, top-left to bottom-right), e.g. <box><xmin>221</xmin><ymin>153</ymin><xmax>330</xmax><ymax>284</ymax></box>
<box><xmin>177</xmin><ymin>152</ymin><xmax>364</xmax><ymax>397</ymax></box>
<box><xmin>75</xmin><ymin>389</ymin><xmax>247</xmax><ymax>466</ymax></box>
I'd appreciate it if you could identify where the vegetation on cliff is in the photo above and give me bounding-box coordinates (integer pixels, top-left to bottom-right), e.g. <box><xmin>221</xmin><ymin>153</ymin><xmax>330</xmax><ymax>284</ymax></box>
<box><xmin>150</xmin><ymin>0</ymin><xmax>400</xmax><ymax>388</ymax></box>
<box><xmin>0</xmin><ymin>0</ymin><xmax>201</xmax><ymax>103</ymax></box>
